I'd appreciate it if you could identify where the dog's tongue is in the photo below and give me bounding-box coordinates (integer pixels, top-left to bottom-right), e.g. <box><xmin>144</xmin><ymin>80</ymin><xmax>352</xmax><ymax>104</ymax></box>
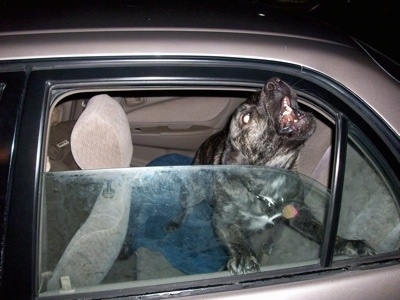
<box><xmin>279</xmin><ymin>96</ymin><xmax>306</xmax><ymax>134</ymax></box>
<box><xmin>280</xmin><ymin>97</ymin><xmax>296</xmax><ymax>132</ymax></box>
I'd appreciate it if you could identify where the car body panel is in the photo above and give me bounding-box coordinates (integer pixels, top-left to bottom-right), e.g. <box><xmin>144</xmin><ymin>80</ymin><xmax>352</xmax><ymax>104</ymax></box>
<box><xmin>182</xmin><ymin>263</ymin><xmax>400</xmax><ymax>300</ymax></box>
<box><xmin>1</xmin><ymin>30</ymin><xmax>399</xmax><ymax>138</ymax></box>
<box><xmin>0</xmin><ymin>2</ymin><xmax>399</xmax><ymax>299</ymax></box>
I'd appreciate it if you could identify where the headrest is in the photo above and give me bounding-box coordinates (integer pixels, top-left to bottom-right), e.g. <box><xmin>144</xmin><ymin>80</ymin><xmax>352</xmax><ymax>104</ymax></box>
<box><xmin>71</xmin><ymin>94</ymin><xmax>133</xmax><ymax>169</ymax></box>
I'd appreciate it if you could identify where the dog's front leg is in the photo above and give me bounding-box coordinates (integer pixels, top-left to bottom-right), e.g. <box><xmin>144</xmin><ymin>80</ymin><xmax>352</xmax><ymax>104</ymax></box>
<box><xmin>213</xmin><ymin>219</ymin><xmax>260</xmax><ymax>275</ymax></box>
<box><xmin>164</xmin><ymin>184</ymin><xmax>195</xmax><ymax>232</ymax></box>
<box><xmin>164</xmin><ymin>206</ymin><xmax>192</xmax><ymax>232</ymax></box>
<box><xmin>284</xmin><ymin>203</ymin><xmax>376</xmax><ymax>256</ymax></box>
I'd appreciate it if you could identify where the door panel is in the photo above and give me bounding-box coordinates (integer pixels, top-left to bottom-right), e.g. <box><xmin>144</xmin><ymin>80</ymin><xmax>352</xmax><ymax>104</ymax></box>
<box><xmin>124</xmin><ymin>96</ymin><xmax>245</xmax><ymax>165</ymax></box>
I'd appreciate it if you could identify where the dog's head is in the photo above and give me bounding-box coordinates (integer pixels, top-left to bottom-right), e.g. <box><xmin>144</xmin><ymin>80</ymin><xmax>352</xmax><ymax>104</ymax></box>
<box><xmin>262</xmin><ymin>77</ymin><xmax>315</xmax><ymax>140</ymax></box>
<box><xmin>224</xmin><ymin>77</ymin><xmax>316</xmax><ymax>167</ymax></box>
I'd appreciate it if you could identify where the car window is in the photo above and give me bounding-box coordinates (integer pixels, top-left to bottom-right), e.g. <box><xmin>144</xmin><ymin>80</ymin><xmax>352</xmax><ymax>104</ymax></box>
<box><xmin>38</xmin><ymin>87</ymin><xmax>399</xmax><ymax>297</ymax></box>
<box><xmin>336</xmin><ymin>126</ymin><xmax>400</xmax><ymax>259</ymax></box>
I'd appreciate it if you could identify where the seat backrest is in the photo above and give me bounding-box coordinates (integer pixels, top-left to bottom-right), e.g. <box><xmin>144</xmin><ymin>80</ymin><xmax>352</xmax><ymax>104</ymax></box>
<box><xmin>46</xmin><ymin>94</ymin><xmax>133</xmax><ymax>291</ymax></box>
<box><xmin>71</xmin><ymin>94</ymin><xmax>133</xmax><ymax>169</ymax></box>
<box><xmin>297</xmin><ymin>117</ymin><xmax>333</xmax><ymax>188</ymax></box>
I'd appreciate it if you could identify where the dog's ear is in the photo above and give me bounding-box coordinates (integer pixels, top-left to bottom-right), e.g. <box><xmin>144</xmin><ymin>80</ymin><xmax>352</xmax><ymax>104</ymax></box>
<box><xmin>221</xmin><ymin>139</ymin><xmax>249</xmax><ymax>164</ymax></box>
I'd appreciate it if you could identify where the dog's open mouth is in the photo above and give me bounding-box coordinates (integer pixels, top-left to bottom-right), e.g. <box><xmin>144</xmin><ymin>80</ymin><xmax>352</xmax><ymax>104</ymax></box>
<box><xmin>279</xmin><ymin>96</ymin><xmax>307</xmax><ymax>134</ymax></box>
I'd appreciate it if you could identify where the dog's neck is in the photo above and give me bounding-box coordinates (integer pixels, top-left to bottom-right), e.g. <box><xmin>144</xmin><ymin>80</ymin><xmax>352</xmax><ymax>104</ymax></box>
<box><xmin>264</xmin><ymin>150</ymin><xmax>300</xmax><ymax>170</ymax></box>
<box><xmin>222</xmin><ymin>136</ymin><xmax>301</xmax><ymax>170</ymax></box>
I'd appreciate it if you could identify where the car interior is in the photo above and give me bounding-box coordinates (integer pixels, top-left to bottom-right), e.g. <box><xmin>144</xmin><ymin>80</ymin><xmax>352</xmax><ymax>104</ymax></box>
<box><xmin>39</xmin><ymin>87</ymin><xmax>400</xmax><ymax>295</ymax></box>
<box><xmin>46</xmin><ymin>90</ymin><xmax>333</xmax><ymax>184</ymax></box>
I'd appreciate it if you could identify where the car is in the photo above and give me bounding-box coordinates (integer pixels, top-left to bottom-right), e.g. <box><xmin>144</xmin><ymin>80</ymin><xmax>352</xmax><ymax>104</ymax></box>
<box><xmin>0</xmin><ymin>1</ymin><xmax>399</xmax><ymax>299</ymax></box>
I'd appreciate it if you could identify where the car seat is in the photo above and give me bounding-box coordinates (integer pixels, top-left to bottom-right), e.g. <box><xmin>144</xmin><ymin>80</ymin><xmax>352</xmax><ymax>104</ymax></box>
<box><xmin>46</xmin><ymin>94</ymin><xmax>133</xmax><ymax>291</ymax></box>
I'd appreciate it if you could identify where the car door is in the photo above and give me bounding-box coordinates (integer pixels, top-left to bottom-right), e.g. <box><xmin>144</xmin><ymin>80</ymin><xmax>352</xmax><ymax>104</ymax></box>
<box><xmin>1</xmin><ymin>59</ymin><xmax>399</xmax><ymax>300</ymax></box>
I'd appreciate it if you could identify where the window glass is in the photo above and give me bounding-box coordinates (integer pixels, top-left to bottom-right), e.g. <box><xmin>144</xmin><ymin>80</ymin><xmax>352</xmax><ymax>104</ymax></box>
<box><xmin>0</xmin><ymin>82</ymin><xmax>4</xmax><ymax>100</ymax></box>
<box><xmin>335</xmin><ymin>126</ymin><xmax>400</xmax><ymax>259</ymax></box>
<box><xmin>39</xmin><ymin>166</ymin><xmax>330</xmax><ymax>295</ymax></box>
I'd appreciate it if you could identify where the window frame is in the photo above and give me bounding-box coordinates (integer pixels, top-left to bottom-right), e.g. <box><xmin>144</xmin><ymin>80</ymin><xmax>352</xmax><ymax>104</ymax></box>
<box><xmin>3</xmin><ymin>57</ymin><xmax>399</xmax><ymax>299</ymax></box>
<box><xmin>0</xmin><ymin>70</ymin><xmax>28</xmax><ymax>295</ymax></box>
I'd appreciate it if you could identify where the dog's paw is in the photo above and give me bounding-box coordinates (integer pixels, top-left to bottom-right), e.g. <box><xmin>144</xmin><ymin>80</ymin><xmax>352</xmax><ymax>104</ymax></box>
<box><xmin>335</xmin><ymin>239</ymin><xmax>377</xmax><ymax>256</ymax></box>
<box><xmin>227</xmin><ymin>252</ymin><xmax>260</xmax><ymax>275</ymax></box>
<box><xmin>164</xmin><ymin>220</ymin><xmax>181</xmax><ymax>232</ymax></box>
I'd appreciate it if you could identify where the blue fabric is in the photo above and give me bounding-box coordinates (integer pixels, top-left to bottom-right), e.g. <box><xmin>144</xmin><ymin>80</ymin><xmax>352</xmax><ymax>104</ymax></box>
<box><xmin>146</xmin><ymin>153</ymin><xmax>193</xmax><ymax>166</ymax></box>
<box><xmin>129</xmin><ymin>154</ymin><xmax>227</xmax><ymax>274</ymax></box>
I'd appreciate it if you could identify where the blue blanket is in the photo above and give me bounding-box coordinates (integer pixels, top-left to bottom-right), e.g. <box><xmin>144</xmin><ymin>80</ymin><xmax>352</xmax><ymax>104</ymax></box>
<box><xmin>129</xmin><ymin>154</ymin><xmax>227</xmax><ymax>274</ymax></box>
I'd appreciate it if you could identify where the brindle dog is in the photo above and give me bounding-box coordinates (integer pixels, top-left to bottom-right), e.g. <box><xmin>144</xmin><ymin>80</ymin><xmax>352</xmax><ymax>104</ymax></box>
<box><xmin>166</xmin><ymin>77</ymin><xmax>375</xmax><ymax>274</ymax></box>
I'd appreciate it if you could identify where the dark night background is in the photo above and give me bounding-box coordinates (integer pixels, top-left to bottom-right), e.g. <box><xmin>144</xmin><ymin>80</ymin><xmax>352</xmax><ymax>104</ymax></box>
<box><xmin>265</xmin><ymin>0</ymin><xmax>400</xmax><ymax>65</ymax></box>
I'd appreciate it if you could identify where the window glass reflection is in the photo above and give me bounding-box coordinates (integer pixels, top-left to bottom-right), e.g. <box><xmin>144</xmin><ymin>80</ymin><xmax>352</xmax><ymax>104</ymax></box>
<box><xmin>40</xmin><ymin>166</ymin><xmax>329</xmax><ymax>293</ymax></box>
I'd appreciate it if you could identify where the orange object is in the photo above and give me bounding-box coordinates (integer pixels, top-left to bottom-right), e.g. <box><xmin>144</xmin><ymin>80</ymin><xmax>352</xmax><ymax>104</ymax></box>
<box><xmin>282</xmin><ymin>205</ymin><xmax>298</xmax><ymax>219</ymax></box>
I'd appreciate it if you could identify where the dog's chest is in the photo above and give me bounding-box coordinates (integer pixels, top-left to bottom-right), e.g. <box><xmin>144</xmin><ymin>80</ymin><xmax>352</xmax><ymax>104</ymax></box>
<box><xmin>264</xmin><ymin>151</ymin><xmax>298</xmax><ymax>170</ymax></box>
<box><xmin>237</xmin><ymin>189</ymin><xmax>283</xmax><ymax>232</ymax></box>
<box><xmin>214</xmin><ymin>171</ymin><xmax>301</xmax><ymax>232</ymax></box>
<box><xmin>241</xmin><ymin>210</ymin><xmax>282</xmax><ymax>231</ymax></box>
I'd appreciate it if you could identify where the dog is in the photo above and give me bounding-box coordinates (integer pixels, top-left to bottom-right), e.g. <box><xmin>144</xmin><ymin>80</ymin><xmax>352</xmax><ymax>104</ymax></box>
<box><xmin>166</xmin><ymin>77</ymin><xmax>376</xmax><ymax>274</ymax></box>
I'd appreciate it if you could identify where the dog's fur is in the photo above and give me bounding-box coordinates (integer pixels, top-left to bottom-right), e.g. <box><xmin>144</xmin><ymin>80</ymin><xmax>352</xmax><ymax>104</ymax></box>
<box><xmin>166</xmin><ymin>77</ymin><xmax>375</xmax><ymax>274</ymax></box>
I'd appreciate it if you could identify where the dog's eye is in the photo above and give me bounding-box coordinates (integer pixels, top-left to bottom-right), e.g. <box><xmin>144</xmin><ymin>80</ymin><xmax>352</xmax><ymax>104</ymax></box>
<box><xmin>242</xmin><ymin>113</ymin><xmax>251</xmax><ymax>124</ymax></box>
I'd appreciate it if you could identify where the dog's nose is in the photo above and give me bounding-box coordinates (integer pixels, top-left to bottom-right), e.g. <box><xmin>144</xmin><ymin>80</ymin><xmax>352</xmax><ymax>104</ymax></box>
<box><xmin>266</xmin><ymin>77</ymin><xmax>282</xmax><ymax>91</ymax></box>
